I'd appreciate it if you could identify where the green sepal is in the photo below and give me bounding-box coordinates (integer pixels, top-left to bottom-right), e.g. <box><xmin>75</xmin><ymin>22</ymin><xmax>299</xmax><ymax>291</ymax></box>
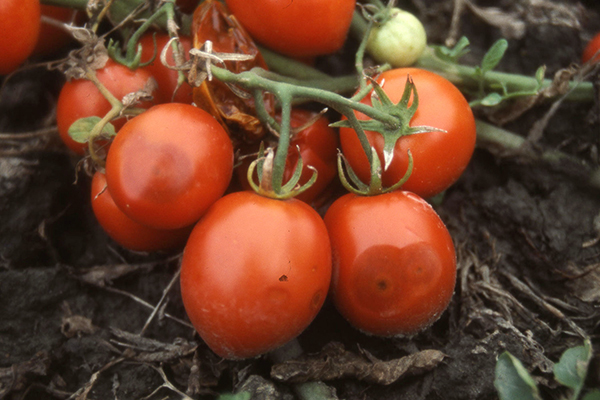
<box><xmin>68</xmin><ymin>117</ymin><xmax>116</xmax><ymax>143</ymax></box>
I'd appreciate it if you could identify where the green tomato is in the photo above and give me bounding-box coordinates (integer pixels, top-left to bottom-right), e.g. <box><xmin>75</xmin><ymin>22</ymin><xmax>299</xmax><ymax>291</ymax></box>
<box><xmin>367</xmin><ymin>8</ymin><xmax>427</xmax><ymax>67</ymax></box>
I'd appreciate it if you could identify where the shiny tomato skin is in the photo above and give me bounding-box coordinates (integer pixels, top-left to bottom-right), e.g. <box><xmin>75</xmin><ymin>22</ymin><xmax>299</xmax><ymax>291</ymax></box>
<box><xmin>237</xmin><ymin>109</ymin><xmax>339</xmax><ymax>206</ymax></box>
<box><xmin>339</xmin><ymin>68</ymin><xmax>476</xmax><ymax>198</ymax></box>
<box><xmin>139</xmin><ymin>33</ymin><xmax>194</xmax><ymax>104</ymax></box>
<box><xmin>0</xmin><ymin>0</ymin><xmax>41</xmax><ymax>75</ymax></box>
<box><xmin>582</xmin><ymin>32</ymin><xmax>600</xmax><ymax>64</ymax></box>
<box><xmin>324</xmin><ymin>191</ymin><xmax>456</xmax><ymax>337</ymax></box>
<box><xmin>91</xmin><ymin>172</ymin><xmax>192</xmax><ymax>252</ymax></box>
<box><xmin>56</xmin><ymin>60</ymin><xmax>160</xmax><ymax>155</ymax></box>
<box><xmin>105</xmin><ymin>103</ymin><xmax>234</xmax><ymax>230</ymax></box>
<box><xmin>224</xmin><ymin>0</ymin><xmax>356</xmax><ymax>57</ymax></box>
<box><xmin>180</xmin><ymin>191</ymin><xmax>332</xmax><ymax>359</ymax></box>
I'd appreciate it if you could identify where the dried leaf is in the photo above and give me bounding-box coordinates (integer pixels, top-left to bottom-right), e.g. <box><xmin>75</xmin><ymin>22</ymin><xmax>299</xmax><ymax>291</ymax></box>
<box><xmin>466</xmin><ymin>1</ymin><xmax>526</xmax><ymax>40</ymax></box>
<box><xmin>271</xmin><ymin>342</ymin><xmax>445</xmax><ymax>385</ymax></box>
<box><xmin>76</xmin><ymin>262</ymin><xmax>155</xmax><ymax>287</ymax></box>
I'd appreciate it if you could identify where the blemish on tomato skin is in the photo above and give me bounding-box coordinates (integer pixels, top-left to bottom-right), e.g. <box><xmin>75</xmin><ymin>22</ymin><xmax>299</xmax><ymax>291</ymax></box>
<box><xmin>310</xmin><ymin>290</ymin><xmax>324</xmax><ymax>310</ymax></box>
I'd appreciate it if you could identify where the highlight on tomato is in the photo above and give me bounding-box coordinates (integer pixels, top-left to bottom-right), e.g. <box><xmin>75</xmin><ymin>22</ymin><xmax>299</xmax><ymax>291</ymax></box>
<box><xmin>237</xmin><ymin>108</ymin><xmax>339</xmax><ymax>206</ymax></box>
<box><xmin>105</xmin><ymin>102</ymin><xmax>234</xmax><ymax>230</ymax></box>
<box><xmin>0</xmin><ymin>0</ymin><xmax>41</xmax><ymax>75</ymax></box>
<box><xmin>324</xmin><ymin>190</ymin><xmax>456</xmax><ymax>337</ymax></box>
<box><xmin>56</xmin><ymin>59</ymin><xmax>160</xmax><ymax>155</ymax></box>
<box><xmin>139</xmin><ymin>32</ymin><xmax>194</xmax><ymax>104</ymax></box>
<box><xmin>224</xmin><ymin>0</ymin><xmax>356</xmax><ymax>58</ymax></box>
<box><xmin>91</xmin><ymin>172</ymin><xmax>192</xmax><ymax>252</ymax></box>
<box><xmin>339</xmin><ymin>68</ymin><xmax>476</xmax><ymax>198</ymax></box>
<box><xmin>180</xmin><ymin>190</ymin><xmax>332</xmax><ymax>359</ymax></box>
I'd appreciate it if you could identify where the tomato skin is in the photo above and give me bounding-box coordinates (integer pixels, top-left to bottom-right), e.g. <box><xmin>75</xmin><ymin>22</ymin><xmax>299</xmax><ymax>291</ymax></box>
<box><xmin>0</xmin><ymin>0</ymin><xmax>41</xmax><ymax>75</ymax></box>
<box><xmin>105</xmin><ymin>103</ymin><xmax>234</xmax><ymax>230</ymax></box>
<box><xmin>582</xmin><ymin>32</ymin><xmax>600</xmax><ymax>64</ymax></box>
<box><xmin>339</xmin><ymin>68</ymin><xmax>476</xmax><ymax>198</ymax></box>
<box><xmin>224</xmin><ymin>0</ymin><xmax>356</xmax><ymax>57</ymax></box>
<box><xmin>139</xmin><ymin>33</ymin><xmax>194</xmax><ymax>104</ymax></box>
<box><xmin>324</xmin><ymin>191</ymin><xmax>456</xmax><ymax>336</ymax></box>
<box><xmin>56</xmin><ymin>59</ymin><xmax>160</xmax><ymax>155</ymax></box>
<box><xmin>91</xmin><ymin>172</ymin><xmax>191</xmax><ymax>252</ymax></box>
<box><xmin>237</xmin><ymin>109</ymin><xmax>339</xmax><ymax>206</ymax></box>
<box><xmin>180</xmin><ymin>191</ymin><xmax>332</xmax><ymax>359</ymax></box>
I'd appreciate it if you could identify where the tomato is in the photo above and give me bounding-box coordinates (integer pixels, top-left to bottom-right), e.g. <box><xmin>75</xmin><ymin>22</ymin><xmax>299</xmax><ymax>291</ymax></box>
<box><xmin>139</xmin><ymin>32</ymin><xmax>194</xmax><ymax>104</ymax></box>
<box><xmin>237</xmin><ymin>108</ymin><xmax>339</xmax><ymax>206</ymax></box>
<box><xmin>0</xmin><ymin>0</ymin><xmax>41</xmax><ymax>75</ymax></box>
<box><xmin>324</xmin><ymin>191</ymin><xmax>456</xmax><ymax>337</ymax></box>
<box><xmin>582</xmin><ymin>32</ymin><xmax>600</xmax><ymax>64</ymax></box>
<box><xmin>339</xmin><ymin>68</ymin><xmax>476</xmax><ymax>198</ymax></box>
<box><xmin>224</xmin><ymin>0</ymin><xmax>356</xmax><ymax>57</ymax></box>
<box><xmin>105</xmin><ymin>103</ymin><xmax>234</xmax><ymax>230</ymax></box>
<box><xmin>33</xmin><ymin>5</ymin><xmax>76</xmax><ymax>57</ymax></box>
<box><xmin>180</xmin><ymin>191</ymin><xmax>332</xmax><ymax>359</ymax></box>
<box><xmin>91</xmin><ymin>172</ymin><xmax>191</xmax><ymax>252</ymax></box>
<box><xmin>56</xmin><ymin>59</ymin><xmax>160</xmax><ymax>155</ymax></box>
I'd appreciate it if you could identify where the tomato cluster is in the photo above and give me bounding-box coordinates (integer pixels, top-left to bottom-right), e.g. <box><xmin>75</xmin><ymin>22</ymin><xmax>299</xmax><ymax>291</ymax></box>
<box><xmin>33</xmin><ymin>0</ymin><xmax>476</xmax><ymax>361</ymax></box>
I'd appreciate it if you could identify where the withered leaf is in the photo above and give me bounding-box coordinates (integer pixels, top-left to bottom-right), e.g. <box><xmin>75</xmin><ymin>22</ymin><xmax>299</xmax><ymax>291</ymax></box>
<box><xmin>271</xmin><ymin>342</ymin><xmax>445</xmax><ymax>385</ymax></box>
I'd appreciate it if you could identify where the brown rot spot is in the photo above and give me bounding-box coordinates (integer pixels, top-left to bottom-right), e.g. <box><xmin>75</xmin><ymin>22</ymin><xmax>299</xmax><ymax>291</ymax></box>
<box><xmin>310</xmin><ymin>290</ymin><xmax>323</xmax><ymax>310</ymax></box>
<box><xmin>279</xmin><ymin>275</ymin><xmax>288</xmax><ymax>282</ymax></box>
<box><xmin>376</xmin><ymin>279</ymin><xmax>389</xmax><ymax>291</ymax></box>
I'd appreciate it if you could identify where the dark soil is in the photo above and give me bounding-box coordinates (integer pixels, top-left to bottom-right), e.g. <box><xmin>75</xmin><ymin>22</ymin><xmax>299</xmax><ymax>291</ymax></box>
<box><xmin>2</xmin><ymin>1</ymin><xmax>600</xmax><ymax>399</ymax></box>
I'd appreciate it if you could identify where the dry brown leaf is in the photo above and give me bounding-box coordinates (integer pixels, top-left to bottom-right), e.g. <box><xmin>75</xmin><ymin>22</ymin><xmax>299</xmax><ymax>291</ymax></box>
<box><xmin>271</xmin><ymin>342</ymin><xmax>445</xmax><ymax>385</ymax></box>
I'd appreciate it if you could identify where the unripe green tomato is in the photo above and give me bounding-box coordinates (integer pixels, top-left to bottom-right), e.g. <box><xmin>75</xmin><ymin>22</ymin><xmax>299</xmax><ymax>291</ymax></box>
<box><xmin>367</xmin><ymin>8</ymin><xmax>427</xmax><ymax>67</ymax></box>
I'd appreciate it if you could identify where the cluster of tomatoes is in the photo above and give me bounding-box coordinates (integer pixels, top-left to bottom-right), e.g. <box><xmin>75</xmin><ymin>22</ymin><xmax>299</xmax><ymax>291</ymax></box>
<box><xmin>7</xmin><ymin>0</ymin><xmax>597</xmax><ymax>362</ymax></box>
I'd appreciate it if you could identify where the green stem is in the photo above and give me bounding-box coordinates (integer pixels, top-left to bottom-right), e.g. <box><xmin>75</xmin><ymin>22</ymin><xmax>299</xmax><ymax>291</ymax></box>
<box><xmin>272</xmin><ymin>96</ymin><xmax>293</xmax><ymax>193</ymax></box>
<box><xmin>258</xmin><ymin>46</ymin><xmax>331</xmax><ymax>80</ymax></box>
<box><xmin>415</xmin><ymin>47</ymin><xmax>594</xmax><ymax>102</ymax></box>
<box><xmin>475</xmin><ymin>119</ymin><xmax>600</xmax><ymax>189</ymax></box>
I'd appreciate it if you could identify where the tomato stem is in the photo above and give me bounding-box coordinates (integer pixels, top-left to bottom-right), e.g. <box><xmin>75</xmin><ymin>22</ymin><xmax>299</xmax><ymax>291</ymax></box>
<box><xmin>84</xmin><ymin>67</ymin><xmax>124</xmax><ymax>167</ymax></box>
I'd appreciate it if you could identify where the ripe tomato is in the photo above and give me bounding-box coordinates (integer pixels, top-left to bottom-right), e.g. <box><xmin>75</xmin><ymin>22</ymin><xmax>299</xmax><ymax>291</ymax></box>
<box><xmin>91</xmin><ymin>172</ymin><xmax>191</xmax><ymax>252</ymax></box>
<box><xmin>105</xmin><ymin>103</ymin><xmax>234</xmax><ymax>230</ymax></box>
<box><xmin>224</xmin><ymin>0</ymin><xmax>356</xmax><ymax>57</ymax></box>
<box><xmin>56</xmin><ymin>59</ymin><xmax>160</xmax><ymax>155</ymax></box>
<box><xmin>339</xmin><ymin>68</ymin><xmax>476</xmax><ymax>198</ymax></box>
<box><xmin>237</xmin><ymin>108</ymin><xmax>339</xmax><ymax>206</ymax></box>
<box><xmin>33</xmin><ymin>5</ymin><xmax>76</xmax><ymax>57</ymax></box>
<box><xmin>324</xmin><ymin>191</ymin><xmax>456</xmax><ymax>337</ymax></box>
<box><xmin>582</xmin><ymin>32</ymin><xmax>600</xmax><ymax>64</ymax></box>
<box><xmin>180</xmin><ymin>191</ymin><xmax>332</xmax><ymax>359</ymax></box>
<box><xmin>0</xmin><ymin>0</ymin><xmax>41</xmax><ymax>75</ymax></box>
<box><xmin>139</xmin><ymin>32</ymin><xmax>194</xmax><ymax>104</ymax></box>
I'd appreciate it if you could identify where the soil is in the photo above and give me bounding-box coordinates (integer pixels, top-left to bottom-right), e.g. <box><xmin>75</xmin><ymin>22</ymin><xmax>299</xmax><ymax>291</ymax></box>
<box><xmin>2</xmin><ymin>0</ymin><xmax>600</xmax><ymax>399</ymax></box>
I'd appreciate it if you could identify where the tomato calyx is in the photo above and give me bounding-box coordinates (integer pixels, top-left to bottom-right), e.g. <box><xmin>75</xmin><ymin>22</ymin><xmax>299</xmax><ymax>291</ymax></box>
<box><xmin>338</xmin><ymin>146</ymin><xmax>413</xmax><ymax>196</ymax></box>
<box><xmin>333</xmin><ymin>75</ymin><xmax>445</xmax><ymax>171</ymax></box>
<box><xmin>247</xmin><ymin>144</ymin><xmax>318</xmax><ymax>200</ymax></box>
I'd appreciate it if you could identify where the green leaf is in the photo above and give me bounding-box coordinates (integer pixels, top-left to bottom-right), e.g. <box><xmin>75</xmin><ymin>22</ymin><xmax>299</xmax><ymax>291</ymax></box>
<box><xmin>434</xmin><ymin>36</ymin><xmax>471</xmax><ymax>63</ymax></box>
<box><xmin>494</xmin><ymin>352</ymin><xmax>541</xmax><ymax>400</ymax></box>
<box><xmin>583</xmin><ymin>389</ymin><xmax>600</xmax><ymax>400</ymax></box>
<box><xmin>480</xmin><ymin>92</ymin><xmax>504</xmax><ymax>107</ymax></box>
<box><xmin>554</xmin><ymin>340</ymin><xmax>593</xmax><ymax>399</ymax></box>
<box><xmin>68</xmin><ymin>117</ymin><xmax>116</xmax><ymax>143</ymax></box>
<box><xmin>481</xmin><ymin>39</ymin><xmax>508</xmax><ymax>73</ymax></box>
<box><xmin>535</xmin><ymin>66</ymin><xmax>546</xmax><ymax>87</ymax></box>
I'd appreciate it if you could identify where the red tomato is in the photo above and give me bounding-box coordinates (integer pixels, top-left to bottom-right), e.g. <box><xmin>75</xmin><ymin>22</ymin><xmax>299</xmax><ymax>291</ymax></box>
<box><xmin>105</xmin><ymin>103</ymin><xmax>234</xmax><ymax>230</ymax></box>
<box><xmin>582</xmin><ymin>32</ymin><xmax>600</xmax><ymax>64</ymax></box>
<box><xmin>0</xmin><ymin>0</ymin><xmax>41</xmax><ymax>75</ymax></box>
<box><xmin>181</xmin><ymin>191</ymin><xmax>332</xmax><ymax>359</ymax></box>
<box><xmin>224</xmin><ymin>0</ymin><xmax>356</xmax><ymax>57</ymax></box>
<box><xmin>91</xmin><ymin>172</ymin><xmax>192</xmax><ymax>252</ymax></box>
<box><xmin>33</xmin><ymin>5</ymin><xmax>76</xmax><ymax>57</ymax></box>
<box><xmin>324</xmin><ymin>191</ymin><xmax>456</xmax><ymax>337</ymax></box>
<box><xmin>339</xmin><ymin>68</ymin><xmax>476</xmax><ymax>198</ymax></box>
<box><xmin>56</xmin><ymin>59</ymin><xmax>160</xmax><ymax>155</ymax></box>
<box><xmin>139</xmin><ymin>33</ymin><xmax>194</xmax><ymax>104</ymax></box>
<box><xmin>237</xmin><ymin>109</ymin><xmax>339</xmax><ymax>206</ymax></box>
